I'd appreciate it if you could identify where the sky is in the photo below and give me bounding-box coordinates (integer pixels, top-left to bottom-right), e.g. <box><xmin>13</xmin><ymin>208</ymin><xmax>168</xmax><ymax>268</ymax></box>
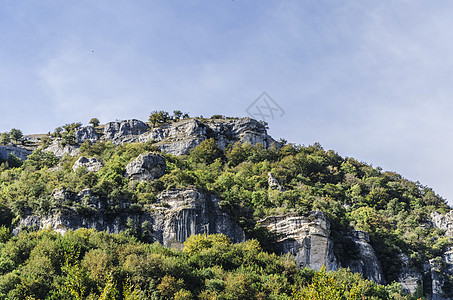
<box><xmin>1</xmin><ymin>0</ymin><xmax>453</xmax><ymax>205</ymax></box>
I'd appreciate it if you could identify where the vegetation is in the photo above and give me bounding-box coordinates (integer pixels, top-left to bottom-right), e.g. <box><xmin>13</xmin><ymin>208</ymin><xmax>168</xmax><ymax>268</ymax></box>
<box><xmin>0</xmin><ymin>129</ymin><xmax>23</xmax><ymax>145</ymax></box>
<box><xmin>89</xmin><ymin>118</ymin><xmax>100</xmax><ymax>128</ymax></box>
<box><xmin>148</xmin><ymin>111</ymin><xmax>190</xmax><ymax>127</ymax></box>
<box><xmin>9</xmin><ymin>129</ymin><xmax>23</xmax><ymax>144</ymax></box>
<box><xmin>0</xmin><ymin>133</ymin><xmax>10</xmax><ymax>145</ymax></box>
<box><xmin>0</xmin><ymin>114</ymin><xmax>451</xmax><ymax>298</ymax></box>
<box><xmin>0</xmin><ymin>230</ymin><xmax>412</xmax><ymax>299</ymax></box>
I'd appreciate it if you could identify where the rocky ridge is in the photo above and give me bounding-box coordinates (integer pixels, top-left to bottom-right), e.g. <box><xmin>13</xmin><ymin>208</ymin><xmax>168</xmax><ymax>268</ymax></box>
<box><xmin>42</xmin><ymin>117</ymin><xmax>277</xmax><ymax>158</ymax></box>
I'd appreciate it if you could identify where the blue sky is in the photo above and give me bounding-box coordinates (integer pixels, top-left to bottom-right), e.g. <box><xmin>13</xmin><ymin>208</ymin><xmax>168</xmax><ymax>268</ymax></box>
<box><xmin>1</xmin><ymin>1</ymin><xmax>453</xmax><ymax>205</ymax></box>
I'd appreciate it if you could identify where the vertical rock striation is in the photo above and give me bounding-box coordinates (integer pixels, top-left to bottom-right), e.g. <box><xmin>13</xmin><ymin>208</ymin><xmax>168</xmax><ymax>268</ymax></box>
<box><xmin>258</xmin><ymin>211</ymin><xmax>339</xmax><ymax>271</ymax></box>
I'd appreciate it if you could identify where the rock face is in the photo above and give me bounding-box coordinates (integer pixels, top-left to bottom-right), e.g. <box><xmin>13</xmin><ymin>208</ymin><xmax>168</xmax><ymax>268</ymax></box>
<box><xmin>14</xmin><ymin>189</ymin><xmax>246</xmax><ymax>248</ymax></box>
<box><xmin>431</xmin><ymin>211</ymin><xmax>453</xmax><ymax>235</ymax></box>
<box><xmin>75</xmin><ymin>126</ymin><xmax>99</xmax><ymax>144</ymax></box>
<box><xmin>397</xmin><ymin>253</ymin><xmax>423</xmax><ymax>295</ymax></box>
<box><xmin>104</xmin><ymin>119</ymin><xmax>150</xmax><ymax>144</ymax></box>
<box><xmin>154</xmin><ymin>189</ymin><xmax>245</xmax><ymax>248</ymax></box>
<box><xmin>45</xmin><ymin>117</ymin><xmax>277</xmax><ymax>158</ymax></box>
<box><xmin>258</xmin><ymin>211</ymin><xmax>339</xmax><ymax>271</ymax></box>
<box><xmin>429</xmin><ymin>212</ymin><xmax>453</xmax><ymax>299</ymax></box>
<box><xmin>140</xmin><ymin>118</ymin><xmax>277</xmax><ymax>156</ymax></box>
<box><xmin>125</xmin><ymin>152</ymin><xmax>166</xmax><ymax>181</ymax></box>
<box><xmin>259</xmin><ymin>212</ymin><xmax>388</xmax><ymax>285</ymax></box>
<box><xmin>44</xmin><ymin>142</ymin><xmax>80</xmax><ymax>158</ymax></box>
<box><xmin>0</xmin><ymin>145</ymin><xmax>32</xmax><ymax>161</ymax></box>
<box><xmin>72</xmin><ymin>156</ymin><xmax>103</xmax><ymax>172</ymax></box>
<box><xmin>268</xmin><ymin>172</ymin><xmax>284</xmax><ymax>191</ymax></box>
<box><xmin>347</xmin><ymin>231</ymin><xmax>385</xmax><ymax>285</ymax></box>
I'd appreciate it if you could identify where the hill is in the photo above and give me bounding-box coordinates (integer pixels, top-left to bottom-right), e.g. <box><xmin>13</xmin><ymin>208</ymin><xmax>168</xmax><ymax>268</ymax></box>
<box><xmin>0</xmin><ymin>113</ymin><xmax>452</xmax><ymax>299</ymax></box>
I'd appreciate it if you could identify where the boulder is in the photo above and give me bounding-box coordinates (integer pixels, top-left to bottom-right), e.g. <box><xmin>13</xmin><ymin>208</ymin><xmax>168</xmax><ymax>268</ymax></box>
<box><xmin>125</xmin><ymin>152</ymin><xmax>166</xmax><ymax>181</ymax></box>
<box><xmin>72</xmin><ymin>156</ymin><xmax>103</xmax><ymax>172</ymax></box>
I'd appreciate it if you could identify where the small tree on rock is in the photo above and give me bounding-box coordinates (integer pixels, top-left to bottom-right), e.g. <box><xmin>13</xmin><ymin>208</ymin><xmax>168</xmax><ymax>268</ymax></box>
<box><xmin>89</xmin><ymin>118</ymin><xmax>100</xmax><ymax>127</ymax></box>
<box><xmin>9</xmin><ymin>128</ymin><xmax>23</xmax><ymax>144</ymax></box>
<box><xmin>173</xmin><ymin>110</ymin><xmax>183</xmax><ymax>121</ymax></box>
<box><xmin>0</xmin><ymin>133</ymin><xmax>10</xmax><ymax>145</ymax></box>
<box><xmin>148</xmin><ymin>111</ymin><xmax>170</xmax><ymax>127</ymax></box>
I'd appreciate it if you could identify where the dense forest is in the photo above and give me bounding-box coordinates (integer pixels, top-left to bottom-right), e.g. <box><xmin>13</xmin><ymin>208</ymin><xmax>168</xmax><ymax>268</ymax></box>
<box><xmin>0</xmin><ymin>114</ymin><xmax>451</xmax><ymax>299</ymax></box>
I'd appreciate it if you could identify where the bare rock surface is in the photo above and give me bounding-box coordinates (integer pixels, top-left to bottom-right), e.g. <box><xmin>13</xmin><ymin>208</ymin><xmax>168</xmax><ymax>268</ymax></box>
<box><xmin>103</xmin><ymin>119</ymin><xmax>150</xmax><ymax>144</ymax></box>
<box><xmin>50</xmin><ymin>117</ymin><xmax>277</xmax><ymax>157</ymax></box>
<box><xmin>72</xmin><ymin>156</ymin><xmax>103</xmax><ymax>172</ymax></box>
<box><xmin>0</xmin><ymin>145</ymin><xmax>32</xmax><ymax>161</ymax></box>
<box><xmin>347</xmin><ymin>231</ymin><xmax>385</xmax><ymax>285</ymax></box>
<box><xmin>397</xmin><ymin>253</ymin><xmax>423</xmax><ymax>295</ymax></box>
<box><xmin>258</xmin><ymin>211</ymin><xmax>339</xmax><ymax>271</ymax></box>
<box><xmin>75</xmin><ymin>126</ymin><xmax>99</xmax><ymax>144</ymax></box>
<box><xmin>125</xmin><ymin>152</ymin><xmax>166</xmax><ymax>181</ymax></box>
<box><xmin>14</xmin><ymin>189</ymin><xmax>245</xmax><ymax>249</ymax></box>
<box><xmin>44</xmin><ymin>141</ymin><xmax>80</xmax><ymax>158</ymax></box>
<box><xmin>268</xmin><ymin>172</ymin><xmax>284</xmax><ymax>191</ymax></box>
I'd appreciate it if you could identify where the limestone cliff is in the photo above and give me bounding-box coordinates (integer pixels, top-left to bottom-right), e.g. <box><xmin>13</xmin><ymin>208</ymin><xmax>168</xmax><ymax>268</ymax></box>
<box><xmin>14</xmin><ymin>189</ymin><xmax>246</xmax><ymax>248</ymax></box>
<box><xmin>44</xmin><ymin>117</ymin><xmax>276</xmax><ymax>157</ymax></box>
<box><xmin>258</xmin><ymin>211</ymin><xmax>387</xmax><ymax>284</ymax></box>
<box><xmin>346</xmin><ymin>231</ymin><xmax>385</xmax><ymax>285</ymax></box>
<box><xmin>258</xmin><ymin>212</ymin><xmax>338</xmax><ymax>270</ymax></box>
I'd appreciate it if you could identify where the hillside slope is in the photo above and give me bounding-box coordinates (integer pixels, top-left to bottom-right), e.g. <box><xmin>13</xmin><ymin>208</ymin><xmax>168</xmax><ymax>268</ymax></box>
<box><xmin>0</xmin><ymin>115</ymin><xmax>452</xmax><ymax>299</ymax></box>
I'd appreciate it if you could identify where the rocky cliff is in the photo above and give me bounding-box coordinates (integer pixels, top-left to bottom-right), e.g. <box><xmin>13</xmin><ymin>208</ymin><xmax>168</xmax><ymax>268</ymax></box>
<box><xmin>15</xmin><ymin>189</ymin><xmax>246</xmax><ymax>249</ymax></box>
<box><xmin>258</xmin><ymin>212</ymin><xmax>339</xmax><ymax>271</ymax></box>
<box><xmin>5</xmin><ymin>115</ymin><xmax>453</xmax><ymax>299</ymax></box>
<box><xmin>44</xmin><ymin>117</ymin><xmax>276</xmax><ymax>158</ymax></box>
<box><xmin>258</xmin><ymin>212</ymin><xmax>387</xmax><ymax>285</ymax></box>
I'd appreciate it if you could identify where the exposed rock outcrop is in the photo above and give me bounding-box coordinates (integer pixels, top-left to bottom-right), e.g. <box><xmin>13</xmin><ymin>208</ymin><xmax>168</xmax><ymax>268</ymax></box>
<box><xmin>397</xmin><ymin>253</ymin><xmax>423</xmax><ymax>295</ymax></box>
<box><xmin>429</xmin><ymin>212</ymin><xmax>453</xmax><ymax>299</ymax></box>
<box><xmin>431</xmin><ymin>211</ymin><xmax>453</xmax><ymax>235</ymax></box>
<box><xmin>0</xmin><ymin>145</ymin><xmax>32</xmax><ymax>161</ymax></box>
<box><xmin>75</xmin><ymin>126</ymin><xmax>99</xmax><ymax>144</ymax></box>
<box><xmin>47</xmin><ymin>117</ymin><xmax>277</xmax><ymax>157</ymax></box>
<box><xmin>258</xmin><ymin>211</ymin><xmax>339</xmax><ymax>271</ymax></box>
<box><xmin>347</xmin><ymin>231</ymin><xmax>385</xmax><ymax>285</ymax></box>
<box><xmin>14</xmin><ymin>189</ymin><xmax>245</xmax><ymax>248</ymax></box>
<box><xmin>104</xmin><ymin>119</ymin><xmax>150</xmax><ymax>144</ymax></box>
<box><xmin>268</xmin><ymin>172</ymin><xmax>284</xmax><ymax>191</ymax></box>
<box><xmin>155</xmin><ymin>189</ymin><xmax>245</xmax><ymax>248</ymax></box>
<box><xmin>125</xmin><ymin>152</ymin><xmax>166</xmax><ymax>181</ymax></box>
<box><xmin>72</xmin><ymin>156</ymin><xmax>103</xmax><ymax>172</ymax></box>
<box><xmin>44</xmin><ymin>142</ymin><xmax>80</xmax><ymax>158</ymax></box>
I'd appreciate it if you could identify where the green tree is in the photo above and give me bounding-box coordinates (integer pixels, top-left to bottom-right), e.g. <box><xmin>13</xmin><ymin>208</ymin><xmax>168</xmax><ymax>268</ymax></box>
<box><xmin>148</xmin><ymin>110</ymin><xmax>170</xmax><ymax>127</ymax></box>
<box><xmin>0</xmin><ymin>132</ymin><xmax>10</xmax><ymax>145</ymax></box>
<box><xmin>7</xmin><ymin>153</ymin><xmax>22</xmax><ymax>168</ymax></box>
<box><xmin>89</xmin><ymin>118</ymin><xmax>100</xmax><ymax>127</ymax></box>
<box><xmin>189</xmin><ymin>138</ymin><xmax>223</xmax><ymax>164</ymax></box>
<box><xmin>10</xmin><ymin>128</ymin><xmax>23</xmax><ymax>143</ymax></box>
<box><xmin>173</xmin><ymin>110</ymin><xmax>183</xmax><ymax>121</ymax></box>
